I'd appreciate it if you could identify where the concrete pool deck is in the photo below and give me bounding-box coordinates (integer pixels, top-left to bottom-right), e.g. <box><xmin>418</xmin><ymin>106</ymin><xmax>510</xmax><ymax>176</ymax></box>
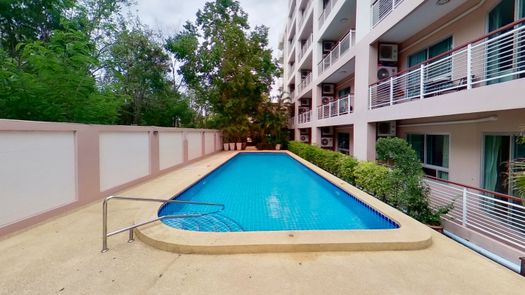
<box><xmin>1</xmin><ymin>152</ymin><xmax>524</xmax><ymax>294</ymax></box>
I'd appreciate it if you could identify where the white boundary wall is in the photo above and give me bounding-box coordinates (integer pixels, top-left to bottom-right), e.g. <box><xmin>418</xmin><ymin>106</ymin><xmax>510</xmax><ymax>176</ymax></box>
<box><xmin>0</xmin><ymin>120</ymin><xmax>221</xmax><ymax>235</ymax></box>
<box><xmin>0</xmin><ymin>131</ymin><xmax>76</xmax><ymax>227</ymax></box>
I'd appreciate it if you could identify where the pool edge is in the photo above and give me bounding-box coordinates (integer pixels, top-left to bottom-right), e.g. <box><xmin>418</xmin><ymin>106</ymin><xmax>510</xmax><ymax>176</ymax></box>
<box><xmin>135</xmin><ymin>151</ymin><xmax>433</xmax><ymax>254</ymax></box>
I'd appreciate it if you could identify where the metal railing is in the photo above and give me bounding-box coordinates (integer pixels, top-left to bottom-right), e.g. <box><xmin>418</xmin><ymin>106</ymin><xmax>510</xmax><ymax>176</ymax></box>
<box><xmin>299</xmin><ymin>33</ymin><xmax>313</xmax><ymax>62</ymax></box>
<box><xmin>298</xmin><ymin>72</ymin><xmax>312</xmax><ymax>93</ymax></box>
<box><xmin>318</xmin><ymin>30</ymin><xmax>356</xmax><ymax>75</ymax></box>
<box><xmin>369</xmin><ymin>19</ymin><xmax>525</xmax><ymax>109</ymax></box>
<box><xmin>101</xmin><ymin>196</ymin><xmax>224</xmax><ymax>252</ymax></box>
<box><xmin>317</xmin><ymin>95</ymin><xmax>354</xmax><ymax>120</ymax></box>
<box><xmin>319</xmin><ymin>0</ymin><xmax>340</xmax><ymax>29</ymax></box>
<box><xmin>298</xmin><ymin>110</ymin><xmax>312</xmax><ymax>124</ymax></box>
<box><xmin>425</xmin><ymin>177</ymin><xmax>525</xmax><ymax>251</ymax></box>
<box><xmin>371</xmin><ymin>0</ymin><xmax>404</xmax><ymax>27</ymax></box>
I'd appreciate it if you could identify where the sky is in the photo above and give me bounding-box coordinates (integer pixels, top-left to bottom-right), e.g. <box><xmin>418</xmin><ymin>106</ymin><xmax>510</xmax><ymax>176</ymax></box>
<box><xmin>132</xmin><ymin>0</ymin><xmax>288</xmax><ymax>58</ymax></box>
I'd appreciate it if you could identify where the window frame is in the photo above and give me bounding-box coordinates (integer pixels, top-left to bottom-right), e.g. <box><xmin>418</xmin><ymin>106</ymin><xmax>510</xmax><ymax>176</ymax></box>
<box><xmin>406</xmin><ymin>133</ymin><xmax>451</xmax><ymax>179</ymax></box>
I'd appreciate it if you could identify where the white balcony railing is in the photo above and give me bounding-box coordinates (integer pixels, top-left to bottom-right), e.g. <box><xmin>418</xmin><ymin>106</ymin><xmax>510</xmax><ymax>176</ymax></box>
<box><xmin>369</xmin><ymin>21</ymin><xmax>525</xmax><ymax>109</ymax></box>
<box><xmin>298</xmin><ymin>33</ymin><xmax>313</xmax><ymax>61</ymax></box>
<box><xmin>289</xmin><ymin>89</ymin><xmax>295</xmax><ymax>100</ymax></box>
<box><xmin>319</xmin><ymin>0</ymin><xmax>340</xmax><ymax>29</ymax></box>
<box><xmin>425</xmin><ymin>176</ymin><xmax>525</xmax><ymax>252</ymax></box>
<box><xmin>298</xmin><ymin>0</ymin><xmax>312</xmax><ymax>30</ymax></box>
<box><xmin>318</xmin><ymin>30</ymin><xmax>355</xmax><ymax>75</ymax></box>
<box><xmin>316</xmin><ymin>95</ymin><xmax>354</xmax><ymax>120</ymax></box>
<box><xmin>298</xmin><ymin>110</ymin><xmax>312</xmax><ymax>124</ymax></box>
<box><xmin>371</xmin><ymin>0</ymin><xmax>404</xmax><ymax>27</ymax></box>
<box><xmin>298</xmin><ymin>72</ymin><xmax>312</xmax><ymax>93</ymax></box>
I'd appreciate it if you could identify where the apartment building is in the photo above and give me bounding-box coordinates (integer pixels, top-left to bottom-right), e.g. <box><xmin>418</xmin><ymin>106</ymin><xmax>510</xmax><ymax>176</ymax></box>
<box><xmin>283</xmin><ymin>0</ymin><xmax>524</xmax><ymax>195</ymax></box>
<box><xmin>282</xmin><ymin>0</ymin><xmax>525</xmax><ymax>266</ymax></box>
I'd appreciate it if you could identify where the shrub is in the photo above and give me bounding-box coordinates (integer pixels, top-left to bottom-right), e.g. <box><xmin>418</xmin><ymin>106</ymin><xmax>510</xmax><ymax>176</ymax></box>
<box><xmin>338</xmin><ymin>156</ymin><xmax>358</xmax><ymax>185</ymax></box>
<box><xmin>288</xmin><ymin>141</ymin><xmax>355</xmax><ymax>179</ymax></box>
<box><xmin>376</xmin><ymin>137</ymin><xmax>422</xmax><ymax>175</ymax></box>
<box><xmin>353</xmin><ymin>161</ymin><xmax>392</xmax><ymax>200</ymax></box>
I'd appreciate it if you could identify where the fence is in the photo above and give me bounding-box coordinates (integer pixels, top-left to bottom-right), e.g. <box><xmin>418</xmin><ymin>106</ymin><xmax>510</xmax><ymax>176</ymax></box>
<box><xmin>0</xmin><ymin>119</ymin><xmax>221</xmax><ymax>235</ymax></box>
<box><xmin>317</xmin><ymin>95</ymin><xmax>354</xmax><ymax>120</ymax></box>
<box><xmin>318</xmin><ymin>30</ymin><xmax>355</xmax><ymax>75</ymax></box>
<box><xmin>369</xmin><ymin>19</ymin><xmax>525</xmax><ymax>109</ymax></box>
<box><xmin>425</xmin><ymin>176</ymin><xmax>525</xmax><ymax>253</ymax></box>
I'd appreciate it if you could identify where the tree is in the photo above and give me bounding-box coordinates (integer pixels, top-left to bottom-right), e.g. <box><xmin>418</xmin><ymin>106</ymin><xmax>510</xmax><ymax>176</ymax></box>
<box><xmin>0</xmin><ymin>27</ymin><xmax>121</xmax><ymax>123</ymax></box>
<box><xmin>166</xmin><ymin>0</ymin><xmax>278</xmax><ymax>129</ymax></box>
<box><xmin>107</xmin><ymin>23</ymin><xmax>195</xmax><ymax>126</ymax></box>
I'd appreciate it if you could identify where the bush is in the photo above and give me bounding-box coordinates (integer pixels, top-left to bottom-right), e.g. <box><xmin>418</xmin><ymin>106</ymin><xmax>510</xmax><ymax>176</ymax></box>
<box><xmin>376</xmin><ymin>137</ymin><xmax>422</xmax><ymax>175</ymax></box>
<box><xmin>338</xmin><ymin>156</ymin><xmax>358</xmax><ymax>185</ymax></box>
<box><xmin>353</xmin><ymin>161</ymin><xmax>392</xmax><ymax>200</ymax></box>
<box><xmin>288</xmin><ymin>141</ymin><xmax>355</xmax><ymax>179</ymax></box>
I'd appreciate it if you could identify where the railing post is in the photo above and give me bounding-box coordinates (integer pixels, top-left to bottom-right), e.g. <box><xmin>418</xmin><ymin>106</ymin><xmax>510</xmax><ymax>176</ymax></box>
<box><xmin>420</xmin><ymin>64</ymin><xmax>425</xmax><ymax>99</ymax></box>
<box><xmin>369</xmin><ymin>88</ymin><xmax>372</xmax><ymax>109</ymax></box>
<box><xmin>462</xmin><ymin>187</ymin><xmax>468</xmax><ymax>226</ymax></box>
<box><xmin>466</xmin><ymin>43</ymin><xmax>472</xmax><ymax>90</ymax></box>
<box><xmin>102</xmin><ymin>198</ymin><xmax>109</xmax><ymax>253</ymax></box>
<box><xmin>520</xmin><ymin>257</ymin><xmax>525</xmax><ymax>277</ymax></box>
<box><xmin>389</xmin><ymin>77</ymin><xmax>394</xmax><ymax>105</ymax></box>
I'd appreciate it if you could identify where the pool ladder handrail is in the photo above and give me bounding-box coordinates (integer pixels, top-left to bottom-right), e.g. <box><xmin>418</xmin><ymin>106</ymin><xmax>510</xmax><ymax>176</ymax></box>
<box><xmin>101</xmin><ymin>195</ymin><xmax>224</xmax><ymax>253</ymax></box>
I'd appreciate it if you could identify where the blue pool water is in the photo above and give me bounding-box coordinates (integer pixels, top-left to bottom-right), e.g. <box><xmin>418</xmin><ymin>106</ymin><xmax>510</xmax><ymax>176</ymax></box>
<box><xmin>158</xmin><ymin>153</ymin><xmax>398</xmax><ymax>232</ymax></box>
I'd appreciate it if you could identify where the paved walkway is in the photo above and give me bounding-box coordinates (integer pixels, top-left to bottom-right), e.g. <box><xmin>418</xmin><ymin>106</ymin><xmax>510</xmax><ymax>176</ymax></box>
<box><xmin>1</xmin><ymin>152</ymin><xmax>524</xmax><ymax>294</ymax></box>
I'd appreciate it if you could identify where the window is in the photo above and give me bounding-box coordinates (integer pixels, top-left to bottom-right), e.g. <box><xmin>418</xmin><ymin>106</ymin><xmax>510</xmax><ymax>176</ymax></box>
<box><xmin>407</xmin><ymin>134</ymin><xmax>450</xmax><ymax>179</ymax></box>
<box><xmin>337</xmin><ymin>133</ymin><xmax>350</xmax><ymax>155</ymax></box>
<box><xmin>408</xmin><ymin>37</ymin><xmax>453</xmax><ymax>68</ymax></box>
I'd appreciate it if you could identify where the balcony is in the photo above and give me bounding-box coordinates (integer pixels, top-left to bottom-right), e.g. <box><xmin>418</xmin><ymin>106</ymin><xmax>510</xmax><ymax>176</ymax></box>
<box><xmin>298</xmin><ymin>110</ymin><xmax>312</xmax><ymax>124</ymax></box>
<box><xmin>298</xmin><ymin>33</ymin><xmax>313</xmax><ymax>62</ymax></box>
<box><xmin>371</xmin><ymin>0</ymin><xmax>404</xmax><ymax>27</ymax></box>
<box><xmin>369</xmin><ymin>20</ymin><xmax>525</xmax><ymax>109</ymax></box>
<box><xmin>298</xmin><ymin>0</ymin><xmax>312</xmax><ymax>31</ymax></box>
<box><xmin>297</xmin><ymin>72</ymin><xmax>312</xmax><ymax>94</ymax></box>
<box><xmin>426</xmin><ymin>176</ymin><xmax>525</xmax><ymax>261</ymax></box>
<box><xmin>317</xmin><ymin>95</ymin><xmax>354</xmax><ymax>120</ymax></box>
<box><xmin>319</xmin><ymin>0</ymin><xmax>340</xmax><ymax>29</ymax></box>
<box><xmin>318</xmin><ymin>30</ymin><xmax>355</xmax><ymax>75</ymax></box>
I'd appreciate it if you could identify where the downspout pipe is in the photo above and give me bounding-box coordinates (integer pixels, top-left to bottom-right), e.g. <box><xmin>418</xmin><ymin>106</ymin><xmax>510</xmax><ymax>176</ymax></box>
<box><xmin>443</xmin><ymin>230</ymin><xmax>522</xmax><ymax>275</ymax></box>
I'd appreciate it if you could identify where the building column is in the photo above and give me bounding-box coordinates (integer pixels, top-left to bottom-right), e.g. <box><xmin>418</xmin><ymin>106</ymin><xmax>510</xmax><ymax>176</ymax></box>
<box><xmin>353</xmin><ymin>121</ymin><xmax>376</xmax><ymax>161</ymax></box>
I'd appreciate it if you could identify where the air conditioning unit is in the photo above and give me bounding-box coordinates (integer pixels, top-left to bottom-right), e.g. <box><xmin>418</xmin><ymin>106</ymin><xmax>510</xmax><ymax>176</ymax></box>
<box><xmin>377</xmin><ymin>66</ymin><xmax>398</xmax><ymax>80</ymax></box>
<box><xmin>321</xmin><ymin>127</ymin><xmax>333</xmax><ymax>136</ymax></box>
<box><xmin>321</xmin><ymin>83</ymin><xmax>335</xmax><ymax>95</ymax></box>
<box><xmin>300</xmin><ymin>98</ymin><xmax>310</xmax><ymax>106</ymax></box>
<box><xmin>322</xmin><ymin>41</ymin><xmax>336</xmax><ymax>54</ymax></box>
<box><xmin>377</xmin><ymin>121</ymin><xmax>396</xmax><ymax>137</ymax></box>
<box><xmin>378</xmin><ymin>44</ymin><xmax>398</xmax><ymax>62</ymax></box>
<box><xmin>299</xmin><ymin>106</ymin><xmax>310</xmax><ymax>113</ymax></box>
<box><xmin>321</xmin><ymin>137</ymin><xmax>334</xmax><ymax>148</ymax></box>
<box><xmin>300</xmin><ymin>135</ymin><xmax>310</xmax><ymax>143</ymax></box>
<box><xmin>321</xmin><ymin>96</ymin><xmax>333</xmax><ymax>105</ymax></box>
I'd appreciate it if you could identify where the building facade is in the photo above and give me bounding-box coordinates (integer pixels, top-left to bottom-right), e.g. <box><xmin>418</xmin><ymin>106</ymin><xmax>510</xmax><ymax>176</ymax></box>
<box><xmin>283</xmin><ymin>0</ymin><xmax>525</xmax><ymax>196</ymax></box>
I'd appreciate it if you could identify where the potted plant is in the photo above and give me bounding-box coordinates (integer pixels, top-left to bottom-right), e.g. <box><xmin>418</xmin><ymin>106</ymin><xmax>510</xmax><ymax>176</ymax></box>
<box><xmin>223</xmin><ymin>133</ymin><xmax>229</xmax><ymax>151</ymax></box>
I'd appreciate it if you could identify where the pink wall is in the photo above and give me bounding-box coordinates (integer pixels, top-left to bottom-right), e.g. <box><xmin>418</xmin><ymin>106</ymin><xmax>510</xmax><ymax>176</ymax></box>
<box><xmin>0</xmin><ymin>120</ymin><xmax>221</xmax><ymax>237</ymax></box>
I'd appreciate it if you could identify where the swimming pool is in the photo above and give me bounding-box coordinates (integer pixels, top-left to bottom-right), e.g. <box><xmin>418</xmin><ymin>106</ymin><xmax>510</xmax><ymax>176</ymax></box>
<box><xmin>158</xmin><ymin>153</ymin><xmax>398</xmax><ymax>232</ymax></box>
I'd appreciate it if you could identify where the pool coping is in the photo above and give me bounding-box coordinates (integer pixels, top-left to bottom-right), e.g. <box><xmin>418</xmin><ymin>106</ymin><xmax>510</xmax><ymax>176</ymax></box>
<box><xmin>134</xmin><ymin>151</ymin><xmax>433</xmax><ymax>254</ymax></box>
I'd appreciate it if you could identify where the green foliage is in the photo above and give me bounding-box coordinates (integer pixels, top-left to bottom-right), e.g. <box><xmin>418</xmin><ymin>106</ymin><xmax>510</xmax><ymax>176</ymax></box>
<box><xmin>166</xmin><ymin>0</ymin><xmax>279</xmax><ymax>130</ymax></box>
<box><xmin>353</xmin><ymin>162</ymin><xmax>392</xmax><ymax>200</ymax></box>
<box><xmin>0</xmin><ymin>29</ymin><xmax>121</xmax><ymax>123</ymax></box>
<box><xmin>288</xmin><ymin>141</ymin><xmax>356</xmax><ymax>182</ymax></box>
<box><xmin>376</xmin><ymin>137</ymin><xmax>422</xmax><ymax>175</ymax></box>
<box><xmin>0</xmin><ymin>0</ymin><xmax>198</xmax><ymax>126</ymax></box>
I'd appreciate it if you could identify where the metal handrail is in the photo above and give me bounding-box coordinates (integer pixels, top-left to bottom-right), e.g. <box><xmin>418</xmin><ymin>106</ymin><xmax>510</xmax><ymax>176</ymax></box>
<box><xmin>101</xmin><ymin>195</ymin><xmax>224</xmax><ymax>252</ymax></box>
